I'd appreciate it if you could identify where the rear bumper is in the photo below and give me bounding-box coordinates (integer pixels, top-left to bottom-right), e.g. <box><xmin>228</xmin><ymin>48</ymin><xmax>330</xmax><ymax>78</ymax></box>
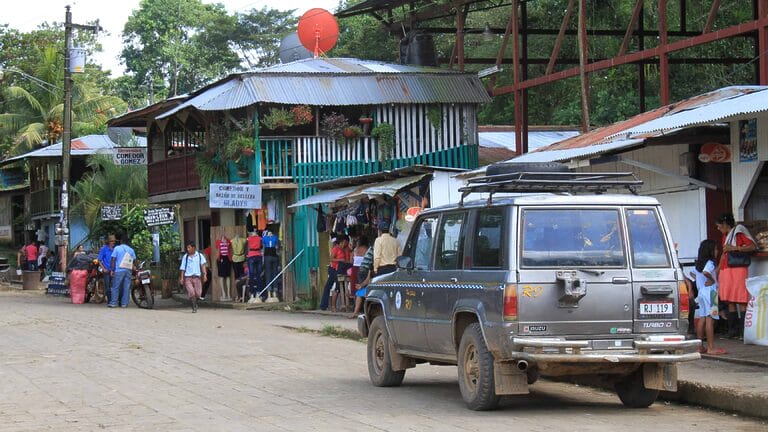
<box><xmin>506</xmin><ymin>337</ymin><xmax>701</xmax><ymax>363</ymax></box>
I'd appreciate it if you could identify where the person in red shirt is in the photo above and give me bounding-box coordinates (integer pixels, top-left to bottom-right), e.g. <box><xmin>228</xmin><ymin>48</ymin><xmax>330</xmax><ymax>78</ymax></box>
<box><xmin>246</xmin><ymin>230</ymin><xmax>263</xmax><ymax>300</ymax></box>
<box><xmin>24</xmin><ymin>240</ymin><xmax>39</xmax><ymax>271</ymax></box>
<box><xmin>320</xmin><ymin>235</ymin><xmax>351</xmax><ymax>311</ymax></box>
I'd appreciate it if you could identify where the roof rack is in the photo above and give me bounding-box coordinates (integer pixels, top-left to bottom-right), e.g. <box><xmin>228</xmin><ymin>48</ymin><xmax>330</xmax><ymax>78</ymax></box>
<box><xmin>459</xmin><ymin>171</ymin><xmax>643</xmax><ymax>206</ymax></box>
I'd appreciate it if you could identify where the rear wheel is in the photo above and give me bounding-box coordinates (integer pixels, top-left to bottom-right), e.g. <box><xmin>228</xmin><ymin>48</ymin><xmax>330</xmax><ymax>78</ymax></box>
<box><xmin>615</xmin><ymin>369</ymin><xmax>660</xmax><ymax>408</ymax></box>
<box><xmin>367</xmin><ymin>316</ymin><xmax>405</xmax><ymax>387</ymax></box>
<box><xmin>457</xmin><ymin>323</ymin><xmax>500</xmax><ymax>410</ymax></box>
<box><xmin>89</xmin><ymin>278</ymin><xmax>106</xmax><ymax>304</ymax></box>
<box><xmin>131</xmin><ymin>284</ymin><xmax>152</xmax><ymax>309</ymax></box>
<box><xmin>143</xmin><ymin>284</ymin><xmax>154</xmax><ymax>309</ymax></box>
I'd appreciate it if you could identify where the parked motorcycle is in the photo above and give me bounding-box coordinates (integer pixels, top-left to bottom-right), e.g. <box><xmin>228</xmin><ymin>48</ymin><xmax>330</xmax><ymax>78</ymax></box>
<box><xmin>131</xmin><ymin>261</ymin><xmax>154</xmax><ymax>309</ymax></box>
<box><xmin>84</xmin><ymin>257</ymin><xmax>106</xmax><ymax>304</ymax></box>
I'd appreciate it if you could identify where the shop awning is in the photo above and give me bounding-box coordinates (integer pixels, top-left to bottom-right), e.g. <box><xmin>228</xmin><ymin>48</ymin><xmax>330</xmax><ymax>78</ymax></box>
<box><xmin>288</xmin><ymin>174</ymin><xmax>428</xmax><ymax>208</ymax></box>
<box><xmin>288</xmin><ymin>186</ymin><xmax>359</xmax><ymax>208</ymax></box>
<box><xmin>342</xmin><ymin>174</ymin><xmax>428</xmax><ymax>201</ymax></box>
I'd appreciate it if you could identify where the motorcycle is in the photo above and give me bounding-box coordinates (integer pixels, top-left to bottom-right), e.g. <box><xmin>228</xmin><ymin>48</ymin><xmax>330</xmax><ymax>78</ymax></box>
<box><xmin>84</xmin><ymin>257</ymin><xmax>106</xmax><ymax>304</ymax></box>
<box><xmin>131</xmin><ymin>261</ymin><xmax>155</xmax><ymax>309</ymax></box>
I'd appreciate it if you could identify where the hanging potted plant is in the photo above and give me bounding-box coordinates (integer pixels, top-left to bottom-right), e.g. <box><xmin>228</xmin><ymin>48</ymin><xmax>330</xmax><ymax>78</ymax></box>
<box><xmin>320</xmin><ymin>112</ymin><xmax>349</xmax><ymax>140</ymax></box>
<box><xmin>358</xmin><ymin>115</ymin><xmax>373</xmax><ymax>135</ymax></box>
<box><xmin>371</xmin><ymin>122</ymin><xmax>395</xmax><ymax>168</ymax></box>
<box><xmin>291</xmin><ymin>105</ymin><xmax>314</xmax><ymax>126</ymax></box>
<box><xmin>196</xmin><ymin>152</ymin><xmax>228</xmax><ymax>187</ymax></box>
<box><xmin>342</xmin><ymin>125</ymin><xmax>362</xmax><ymax>139</ymax></box>
<box><xmin>225</xmin><ymin>131</ymin><xmax>255</xmax><ymax>160</ymax></box>
<box><xmin>261</xmin><ymin>107</ymin><xmax>295</xmax><ymax>131</ymax></box>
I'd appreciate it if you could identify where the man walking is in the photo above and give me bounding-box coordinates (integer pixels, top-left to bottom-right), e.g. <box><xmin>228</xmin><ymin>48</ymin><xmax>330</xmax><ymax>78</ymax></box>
<box><xmin>23</xmin><ymin>240</ymin><xmax>38</xmax><ymax>271</ymax></box>
<box><xmin>109</xmin><ymin>233</ymin><xmax>137</xmax><ymax>308</ymax></box>
<box><xmin>179</xmin><ymin>240</ymin><xmax>207</xmax><ymax>313</ymax></box>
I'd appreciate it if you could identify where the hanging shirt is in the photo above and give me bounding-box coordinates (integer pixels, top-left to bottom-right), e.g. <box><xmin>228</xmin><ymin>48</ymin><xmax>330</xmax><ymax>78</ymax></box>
<box><xmin>231</xmin><ymin>236</ymin><xmax>247</xmax><ymax>263</ymax></box>
<box><xmin>247</xmin><ymin>234</ymin><xmax>263</xmax><ymax>258</ymax></box>
<box><xmin>216</xmin><ymin>238</ymin><xmax>231</xmax><ymax>259</ymax></box>
<box><xmin>263</xmin><ymin>233</ymin><xmax>279</xmax><ymax>257</ymax></box>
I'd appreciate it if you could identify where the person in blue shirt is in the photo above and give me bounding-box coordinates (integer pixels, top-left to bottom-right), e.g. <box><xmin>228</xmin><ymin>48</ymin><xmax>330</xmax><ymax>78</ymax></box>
<box><xmin>98</xmin><ymin>235</ymin><xmax>116</xmax><ymax>303</ymax></box>
<box><xmin>109</xmin><ymin>233</ymin><xmax>137</xmax><ymax>308</ymax></box>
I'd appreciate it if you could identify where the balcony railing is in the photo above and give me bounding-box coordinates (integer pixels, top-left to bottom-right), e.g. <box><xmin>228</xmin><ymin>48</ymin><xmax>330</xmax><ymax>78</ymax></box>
<box><xmin>31</xmin><ymin>187</ymin><xmax>61</xmax><ymax>218</ymax></box>
<box><xmin>148</xmin><ymin>154</ymin><xmax>200</xmax><ymax>196</ymax></box>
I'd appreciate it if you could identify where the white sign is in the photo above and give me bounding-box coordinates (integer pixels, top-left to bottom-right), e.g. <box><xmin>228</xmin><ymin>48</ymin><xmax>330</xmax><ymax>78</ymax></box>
<box><xmin>209</xmin><ymin>183</ymin><xmax>262</xmax><ymax>209</ymax></box>
<box><xmin>0</xmin><ymin>225</ymin><xmax>11</xmax><ymax>240</ymax></box>
<box><xmin>143</xmin><ymin>207</ymin><xmax>176</xmax><ymax>227</ymax></box>
<box><xmin>113</xmin><ymin>148</ymin><xmax>147</xmax><ymax>166</ymax></box>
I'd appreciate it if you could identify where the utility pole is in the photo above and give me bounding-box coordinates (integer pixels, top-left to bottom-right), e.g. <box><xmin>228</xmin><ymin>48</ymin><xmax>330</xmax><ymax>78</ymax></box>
<box><xmin>58</xmin><ymin>5</ymin><xmax>100</xmax><ymax>271</ymax></box>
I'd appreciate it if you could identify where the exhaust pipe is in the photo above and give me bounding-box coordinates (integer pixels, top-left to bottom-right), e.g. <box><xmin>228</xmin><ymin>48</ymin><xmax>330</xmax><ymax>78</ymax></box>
<box><xmin>516</xmin><ymin>360</ymin><xmax>528</xmax><ymax>371</ymax></box>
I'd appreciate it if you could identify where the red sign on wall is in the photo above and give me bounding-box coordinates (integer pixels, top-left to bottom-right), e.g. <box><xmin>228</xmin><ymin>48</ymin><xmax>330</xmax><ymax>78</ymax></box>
<box><xmin>698</xmin><ymin>143</ymin><xmax>731</xmax><ymax>163</ymax></box>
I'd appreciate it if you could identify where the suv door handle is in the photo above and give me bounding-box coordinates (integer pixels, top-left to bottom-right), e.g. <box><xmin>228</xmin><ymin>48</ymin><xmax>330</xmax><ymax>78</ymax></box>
<box><xmin>612</xmin><ymin>277</ymin><xmax>629</xmax><ymax>284</ymax></box>
<box><xmin>641</xmin><ymin>285</ymin><xmax>673</xmax><ymax>295</ymax></box>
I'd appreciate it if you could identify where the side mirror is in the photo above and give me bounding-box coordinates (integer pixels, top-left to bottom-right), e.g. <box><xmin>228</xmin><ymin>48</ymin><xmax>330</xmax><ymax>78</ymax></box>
<box><xmin>396</xmin><ymin>255</ymin><xmax>413</xmax><ymax>270</ymax></box>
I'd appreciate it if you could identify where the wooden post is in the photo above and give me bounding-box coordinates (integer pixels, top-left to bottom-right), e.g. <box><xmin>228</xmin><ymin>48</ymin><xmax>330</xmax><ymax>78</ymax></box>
<box><xmin>659</xmin><ymin>0</ymin><xmax>670</xmax><ymax>106</ymax></box>
<box><xmin>578</xmin><ymin>0</ymin><xmax>591</xmax><ymax>132</ymax></box>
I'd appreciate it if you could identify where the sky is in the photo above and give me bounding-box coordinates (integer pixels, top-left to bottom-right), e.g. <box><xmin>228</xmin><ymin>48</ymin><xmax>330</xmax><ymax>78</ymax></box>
<box><xmin>3</xmin><ymin>0</ymin><xmax>342</xmax><ymax>77</ymax></box>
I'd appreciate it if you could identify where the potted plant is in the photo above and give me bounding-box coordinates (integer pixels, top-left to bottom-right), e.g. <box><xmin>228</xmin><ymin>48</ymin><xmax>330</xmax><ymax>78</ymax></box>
<box><xmin>342</xmin><ymin>125</ymin><xmax>362</xmax><ymax>139</ymax></box>
<box><xmin>225</xmin><ymin>132</ymin><xmax>254</xmax><ymax>160</ymax></box>
<box><xmin>320</xmin><ymin>112</ymin><xmax>350</xmax><ymax>140</ymax></box>
<box><xmin>358</xmin><ymin>115</ymin><xmax>373</xmax><ymax>135</ymax></box>
<box><xmin>196</xmin><ymin>152</ymin><xmax>228</xmax><ymax>187</ymax></box>
<box><xmin>261</xmin><ymin>107</ymin><xmax>295</xmax><ymax>131</ymax></box>
<box><xmin>371</xmin><ymin>122</ymin><xmax>395</xmax><ymax>167</ymax></box>
<box><xmin>291</xmin><ymin>105</ymin><xmax>314</xmax><ymax>125</ymax></box>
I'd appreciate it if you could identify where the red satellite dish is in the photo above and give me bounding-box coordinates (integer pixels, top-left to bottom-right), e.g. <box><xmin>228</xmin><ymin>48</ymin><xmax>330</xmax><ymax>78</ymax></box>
<box><xmin>297</xmin><ymin>8</ymin><xmax>339</xmax><ymax>58</ymax></box>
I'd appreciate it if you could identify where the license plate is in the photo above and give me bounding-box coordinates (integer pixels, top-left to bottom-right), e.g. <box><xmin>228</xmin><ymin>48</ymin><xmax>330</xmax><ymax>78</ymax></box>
<box><xmin>141</xmin><ymin>279</ymin><xmax>150</xmax><ymax>284</ymax></box>
<box><xmin>639</xmin><ymin>301</ymin><xmax>672</xmax><ymax>315</ymax></box>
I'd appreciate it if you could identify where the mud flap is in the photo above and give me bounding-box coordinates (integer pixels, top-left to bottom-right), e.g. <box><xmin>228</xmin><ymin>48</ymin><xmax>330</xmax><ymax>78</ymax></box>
<box><xmin>389</xmin><ymin>339</ymin><xmax>416</xmax><ymax>371</ymax></box>
<box><xmin>494</xmin><ymin>361</ymin><xmax>530</xmax><ymax>395</ymax></box>
<box><xmin>643</xmin><ymin>363</ymin><xmax>677</xmax><ymax>391</ymax></box>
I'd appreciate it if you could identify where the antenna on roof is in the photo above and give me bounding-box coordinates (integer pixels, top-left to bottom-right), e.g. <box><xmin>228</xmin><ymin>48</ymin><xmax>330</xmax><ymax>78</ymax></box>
<box><xmin>297</xmin><ymin>8</ymin><xmax>339</xmax><ymax>59</ymax></box>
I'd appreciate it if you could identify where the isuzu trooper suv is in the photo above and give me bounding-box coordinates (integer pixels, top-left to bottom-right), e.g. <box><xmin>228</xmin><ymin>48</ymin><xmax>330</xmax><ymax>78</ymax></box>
<box><xmin>357</xmin><ymin>163</ymin><xmax>700</xmax><ymax>410</ymax></box>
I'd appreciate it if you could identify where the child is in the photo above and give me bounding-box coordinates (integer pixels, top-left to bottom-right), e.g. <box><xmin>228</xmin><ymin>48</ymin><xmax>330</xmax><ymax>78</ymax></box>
<box><xmin>690</xmin><ymin>239</ymin><xmax>727</xmax><ymax>355</ymax></box>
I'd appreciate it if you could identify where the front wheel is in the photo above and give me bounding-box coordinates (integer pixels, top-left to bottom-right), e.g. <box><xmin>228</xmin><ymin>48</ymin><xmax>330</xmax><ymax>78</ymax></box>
<box><xmin>367</xmin><ymin>316</ymin><xmax>405</xmax><ymax>387</ymax></box>
<box><xmin>131</xmin><ymin>283</ymin><xmax>154</xmax><ymax>309</ymax></box>
<box><xmin>615</xmin><ymin>369</ymin><xmax>660</xmax><ymax>408</ymax></box>
<box><xmin>458</xmin><ymin>323</ymin><xmax>500</xmax><ymax>411</ymax></box>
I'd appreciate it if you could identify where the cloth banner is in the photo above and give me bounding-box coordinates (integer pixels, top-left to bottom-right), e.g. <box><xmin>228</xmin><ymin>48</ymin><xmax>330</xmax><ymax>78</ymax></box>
<box><xmin>744</xmin><ymin>275</ymin><xmax>768</xmax><ymax>346</ymax></box>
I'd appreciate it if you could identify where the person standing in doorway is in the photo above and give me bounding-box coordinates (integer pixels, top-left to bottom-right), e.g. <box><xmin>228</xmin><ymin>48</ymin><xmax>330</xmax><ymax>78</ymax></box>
<box><xmin>246</xmin><ymin>230</ymin><xmax>263</xmax><ymax>301</ymax></box>
<box><xmin>98</xmin><ymin>235</ymin><xmax>116</xmax><ymax>303</ymax></box>
<box><xmin>109</xmin><ymin>233</ymin><xmax>137</xmax><ymax>308</ymax></box>
<box><xmin>179</xmin><ymin>240</ymin><xmax>207</xmax><ymax>313</ymax></box>
<box><xmin>373</xmin><ymin>222</ymin><xmax>400</xmax><ymax>277</ymax></box>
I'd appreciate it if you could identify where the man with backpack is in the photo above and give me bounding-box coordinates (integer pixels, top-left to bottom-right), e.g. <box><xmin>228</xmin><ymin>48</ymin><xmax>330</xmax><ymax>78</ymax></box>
<box><xmin>179</xmin><ymin>240</ymin><xmax>208</xmax><ymax>313</ymax></box>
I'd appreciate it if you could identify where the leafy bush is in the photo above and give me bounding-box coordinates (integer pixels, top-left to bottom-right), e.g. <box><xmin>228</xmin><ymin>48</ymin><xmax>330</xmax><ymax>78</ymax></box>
<box><xmin>291</xmin><ymin>105</ymin><xmax>313</xmax><ymax>125</ymax></box>
<box><xmin>320</xmin><ymin>112</ymin><xmax>349</xmax><ymax>139</ymax></box>
<box><xmin>261</xmin><ymin>107</ymin><xmax>295</xmax><ymax>131</ymax></box>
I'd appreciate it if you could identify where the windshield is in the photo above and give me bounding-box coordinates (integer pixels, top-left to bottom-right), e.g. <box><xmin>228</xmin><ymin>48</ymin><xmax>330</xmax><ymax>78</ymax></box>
<box><xmin>521</xmin><ymin>209</ymin><xmax>625</xmax><ymax>267</ymax></box>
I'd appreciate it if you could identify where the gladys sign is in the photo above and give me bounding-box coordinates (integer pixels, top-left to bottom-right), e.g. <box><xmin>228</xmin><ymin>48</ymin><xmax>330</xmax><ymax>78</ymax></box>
<box><xmin>209</xmin><ymin>183</ymin><xmax>262</xmax><ymax>209</ymax></box>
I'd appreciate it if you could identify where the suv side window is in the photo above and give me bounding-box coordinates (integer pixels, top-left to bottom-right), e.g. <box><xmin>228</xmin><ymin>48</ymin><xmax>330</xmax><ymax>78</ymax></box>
<box><xmin>436</xmin><ymin>212</ymin><xmax>466</xmax><ymax>270</ymax></box>
<box><xmin>406</xmin><ymin>216</ymin><xmax>438</xmax><ymax>270</ymax></box>
<box><xmin>626</xmin><ymin>208</ymin><xmax>670</xmax><ymax>267</ymax></box>
<box><xmin>472</xmin><ymin>208</ymin><xmax>504</xmax><ymax>268</ymax></box>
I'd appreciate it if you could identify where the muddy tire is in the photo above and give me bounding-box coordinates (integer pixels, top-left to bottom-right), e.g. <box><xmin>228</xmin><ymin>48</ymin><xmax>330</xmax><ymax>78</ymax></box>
<box><xmin>615</xmin><ymin>369</ymin><xmax>659</xmax><ymax>408</ymax></box>
<box><xmin>367</xmin><ymin>316</ymin><xmax>405</xmax><ymax>387</ymax></box>
<box><xmin>457</xmin><ymin>323</ymin><xmax>500</xmax><ymax>411</ymax></box>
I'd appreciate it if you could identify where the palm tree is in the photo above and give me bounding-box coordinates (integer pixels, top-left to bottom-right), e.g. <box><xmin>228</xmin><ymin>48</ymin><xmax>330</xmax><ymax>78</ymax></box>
<box><xmin>70</xmin><ymin>153</ymin><xmax>147</xmax><ymax>234</ymax></box>
<box><xmin>0</xmin><ymin>47</ymin><xmax>125</xmax><ymax>156</ymax></box>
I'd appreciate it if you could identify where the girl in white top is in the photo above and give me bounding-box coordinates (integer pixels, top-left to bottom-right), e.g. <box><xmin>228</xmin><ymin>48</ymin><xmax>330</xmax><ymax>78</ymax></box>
<box><xmin>689</xmin><ymin>239</ymin><xmax>726</xmax><ymax>355</ymax></box>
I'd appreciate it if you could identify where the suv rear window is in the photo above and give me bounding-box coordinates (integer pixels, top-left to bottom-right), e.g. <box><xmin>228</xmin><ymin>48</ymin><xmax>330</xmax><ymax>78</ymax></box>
<box><xmin>521</xmin><ymin>209</ymin><xmax>625</xmax><ymax>267</ymax></box>
<box><xmin>626</xmin><ymin>208</ymin><xmax>670</xmax><ymax>267</ymax></box>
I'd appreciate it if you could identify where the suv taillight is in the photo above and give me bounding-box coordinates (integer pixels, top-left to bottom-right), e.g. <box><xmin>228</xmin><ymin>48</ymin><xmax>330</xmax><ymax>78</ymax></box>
<box><xmin>503</xmin><ymin>284</ymin><xmax>517</xmax><ymax>321</ymax></box>
<box><xmin>678</xmin><ymin>281</ymin><xmax>689</xmax><ymax>319</ymax></box>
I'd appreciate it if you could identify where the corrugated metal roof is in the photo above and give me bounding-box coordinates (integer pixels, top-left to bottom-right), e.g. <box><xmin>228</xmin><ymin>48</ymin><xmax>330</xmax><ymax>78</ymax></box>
<box><xmin>287</xmin><ymin>186</ymin><xmax>359</xmax><ymax>208</ymax></box>
<box><xmin>479</xmin><ymin>130</ymin><xmax>580</xmax><ymax>152</ymax></box>
<box><xmin>289</xmin><ymin>174</ymin><xmax>428</xmax><ymax>208</ymax></box>
<box><xmin>611</xmin><ymin>86</ymin><xmax>768</xmax><ymax>138</ymax></box>
<box><xmin>511</xmin><ymin>138</ymin><xmax>645</xmax><ymax>163</ymax></box>
<box><xmin>1</xmin><ymin>135</ymin><xmax>146</xmax><ymax>165</ymax></box>
<box><xmin>158</xmin><ymin>58</ymin><xmax>491</xmax><ymax>120</ymax></box>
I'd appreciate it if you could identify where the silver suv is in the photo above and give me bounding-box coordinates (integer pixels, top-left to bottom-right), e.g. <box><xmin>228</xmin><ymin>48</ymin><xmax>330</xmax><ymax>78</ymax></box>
<box><xmin>357</xmin><ymin>163</ymin><xmax>700</xmax><ymax>410</ymax></box>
